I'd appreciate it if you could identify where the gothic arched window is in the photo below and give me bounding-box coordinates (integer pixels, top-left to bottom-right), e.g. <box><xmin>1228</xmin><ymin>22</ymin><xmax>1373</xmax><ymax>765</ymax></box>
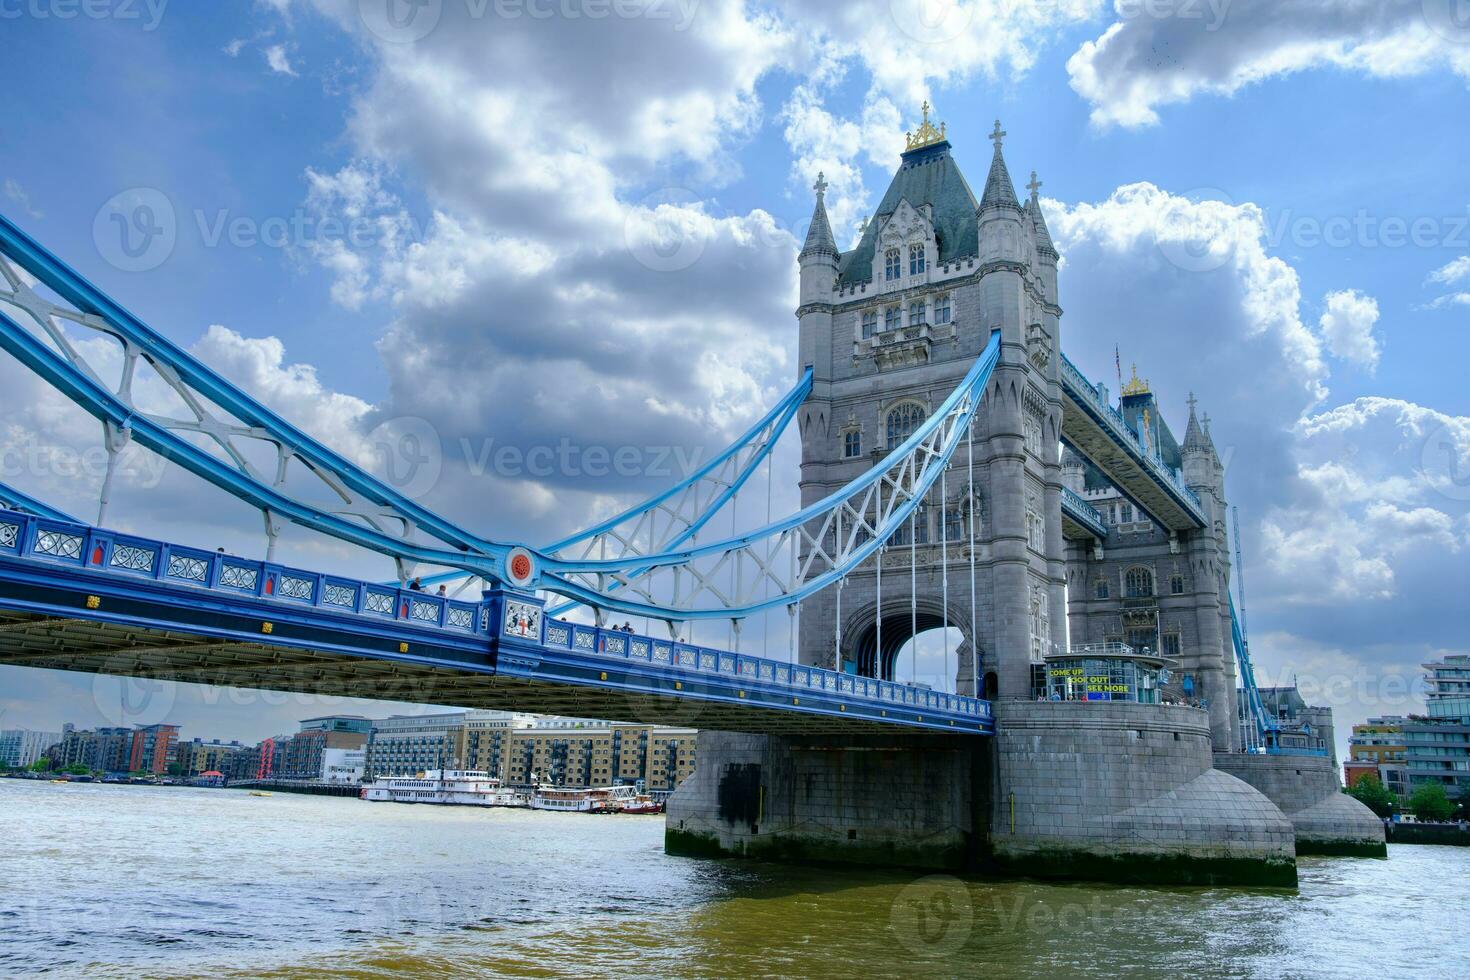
<box><xmin>1124</xmin><ymin>566</ymin><xmax>1155</xmax><ymax>598</ymax></box>
<box><xmin>886</xmin><ymin>402</ymin><xmax>926</xmax><ymax>450</ymax></box>
<box><xmin>1170</xmin><ymin>574</ymin><xmax>1185</xmax><ymax>595</ymax></box>
<box><xmin>909</xmin><ymin>243</ymin><xmax>926</xmax><ymax>276</ymax></box>
<box><xmin>908</xmin><ymin>300</ymin><xmax>925</xmax><ymax>325</ymax></box>
<box><xmin>861</xmin><ymin>310</ymin><xmax>878</xmax><ymax>338</ymax></box>
<box><xmin>885</xmin><ymin>248</ymin><xmax>901</xmax><ymax>281</ymax></box>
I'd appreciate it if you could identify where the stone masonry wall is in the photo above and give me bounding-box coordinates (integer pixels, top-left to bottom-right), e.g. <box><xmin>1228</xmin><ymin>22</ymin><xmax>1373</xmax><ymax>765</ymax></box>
<box><xmin>666</xmin><ymin>730</ymin><xmax>989</xmax><ymax>871</ymax></box>
<box><xmin>1215</xmin><ymin>752</ymin><xmax>1386</xmax><ymax>856</ymax></box>
<box><xmin>992</xmin><ymin>701</ymin><xmax>1297</xmax><ymax>885</ymax></box>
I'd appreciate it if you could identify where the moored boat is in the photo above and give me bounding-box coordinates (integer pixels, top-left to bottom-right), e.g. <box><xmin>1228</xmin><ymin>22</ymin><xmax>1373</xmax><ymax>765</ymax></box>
<box><xmin>530</xmin><ymin>784</ymin><xmax>639</xmax><ymax>813</ymax></box>
<box><xmin>361</xmin><ymin>769</ymin><xmax>529</xmax><ymax>807</ymax></box>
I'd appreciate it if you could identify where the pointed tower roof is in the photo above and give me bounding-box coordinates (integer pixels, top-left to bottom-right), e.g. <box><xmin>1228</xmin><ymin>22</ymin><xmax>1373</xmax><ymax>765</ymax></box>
<box><xmin>799</xmin><ymin>172</ymin><xmax>837</xmax><ymax>261</ymax></box>
<box><xmin>1026</xmin><ymin>170</ymin><xmax>1057</xmax><ymax>257</ymax></box>
<box><xmin>1182</xmin><ymin>392</ymin><xmax>1211</xmax><ymax>456</ymax></box>
<box><xmin>835</xmin><ymin>106</ymin><xmax>978</xmax><ymax>286</ymax></box>
<box><xmin>979</xmin><ymin>119</ymin><xmax>1020</xmax><ymax>213</ymax></box>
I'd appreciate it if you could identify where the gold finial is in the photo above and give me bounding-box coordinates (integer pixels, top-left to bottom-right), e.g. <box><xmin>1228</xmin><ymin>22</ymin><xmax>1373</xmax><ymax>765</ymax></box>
<box><xmin>905</xmin><ymin>101</ymin><xmax>947</xmax><ymax>152</ymax></box>
<box><xmin>1121</xmin><ymin>363</ymin><xmax>1150</xmax><ymax>397</ymax></box>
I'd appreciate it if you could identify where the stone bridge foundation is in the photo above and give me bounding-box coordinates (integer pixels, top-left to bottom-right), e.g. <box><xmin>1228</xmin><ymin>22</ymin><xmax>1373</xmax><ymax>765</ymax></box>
<box><xmin>665</xmin><ymin>731</ymin><xmax>991</xmax><ymax>871</ymax></box>
<box><xmin>668</xmin><ymin>703</ymin><xmax>1305</xmax><ymax>886</ymax></box>
<box><xmin>1214</xmin><ymin>752</ymin><xmax>1386</xmax><ymax>857</ymax></box>
<box><xmin>990</xmin><ymin>703</ymin><xmax>1296</xmax><ymax>886</ymax></box>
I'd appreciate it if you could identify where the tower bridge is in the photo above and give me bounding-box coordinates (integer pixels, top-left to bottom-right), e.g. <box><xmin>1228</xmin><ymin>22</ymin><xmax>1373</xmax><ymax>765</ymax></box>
<box><xmin>0</xmin><ymin>106</ymin><xmax>1382</xmax><ymax>886</ymax></box>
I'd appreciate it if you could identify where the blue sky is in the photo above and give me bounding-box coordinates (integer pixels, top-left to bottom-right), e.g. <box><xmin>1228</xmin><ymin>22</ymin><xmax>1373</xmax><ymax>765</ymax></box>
<box><xmin>1</xmin><ymin>1</ymin><xmax>1467</xmax><ymax>753</ymax></box>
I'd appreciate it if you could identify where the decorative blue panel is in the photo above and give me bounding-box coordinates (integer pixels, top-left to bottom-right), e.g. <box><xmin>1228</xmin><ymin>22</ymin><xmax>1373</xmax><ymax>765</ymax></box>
<box><xmin>166</xmin><ymin>554</ymin><xmax>207</xmax><ymax>582</ymax></box>
<box><xmin>219</xmin><ymin>564</ymin><xmax>258</xmax><ymax>591</ymax></box>
<box><xmin>109</xmin><ymin>544</ymin><xmax>155</xmax><ymax>573</ymax></box>
<box><xmin>35</xmin><ymin>529</ymin><xmax>83</xmax><ymax>560</ymax></box>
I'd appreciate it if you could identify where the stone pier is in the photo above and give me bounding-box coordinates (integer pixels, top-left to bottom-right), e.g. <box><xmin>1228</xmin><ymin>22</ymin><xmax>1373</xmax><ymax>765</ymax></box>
<box><xmin>668</xmin><ymin>702</ymin><xmax>1303</xmax><ymax>887</ymax></box>
<box><xmin>665</xmin><ymin>731</ymin><xmax>990</xmax><ymax>871</ymax></box>
<box><xmin>1215</xmin><ymin>752</ymin><xmax>1386</xmax><ymax>857</ymax></box>
<box><xmin>990</xmin><ymin>702</ymin><xmax>1296</xmax><ymax>886</ymax></box>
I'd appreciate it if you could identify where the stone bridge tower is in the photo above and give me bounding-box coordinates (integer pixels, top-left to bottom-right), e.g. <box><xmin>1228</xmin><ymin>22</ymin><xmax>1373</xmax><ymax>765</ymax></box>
<box><xmin>795</xmin><ymin>110</ymin><xmax>1065</xmax><ymax>701</ymax></box>
<box><xmin>1061</xmin><ymin>388</ymin><xmax>1240</xmax><ymax>749</ymax></box>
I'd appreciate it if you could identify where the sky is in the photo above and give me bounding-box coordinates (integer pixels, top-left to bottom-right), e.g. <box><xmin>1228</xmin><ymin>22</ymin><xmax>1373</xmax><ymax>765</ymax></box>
<box><xmin>0</xmin><ymin>0</ymin><xmax>1467</xmax><ymax>757</ymax></box>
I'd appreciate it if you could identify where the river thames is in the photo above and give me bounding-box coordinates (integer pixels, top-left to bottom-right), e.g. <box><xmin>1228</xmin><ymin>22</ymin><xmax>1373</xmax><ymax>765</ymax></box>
<box><xmin>2</xmin><ymin>780</ymin><xmax>1465</xmax><ymax>979</ymax></box>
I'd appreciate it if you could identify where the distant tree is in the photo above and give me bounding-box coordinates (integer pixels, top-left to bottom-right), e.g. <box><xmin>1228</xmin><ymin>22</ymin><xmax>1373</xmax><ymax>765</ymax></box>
<box><xmin>1348</xmin><ymin>774</ymin><xmax>1396</xmax><ymax>817</ymax></box>
<box><xmin>61</xmin><ymin>764</ymin><xmax>92</xmax><ymax>776</ymax></box>
<box><xmin>1408</xmin><ymin>783</ymin><xmax>1456</xmax><ymax>823</ymax></box>
<box><xmin>27</xmin><ymin>759</ymin><xmax>52</xmax><ymax>773</ymax></box>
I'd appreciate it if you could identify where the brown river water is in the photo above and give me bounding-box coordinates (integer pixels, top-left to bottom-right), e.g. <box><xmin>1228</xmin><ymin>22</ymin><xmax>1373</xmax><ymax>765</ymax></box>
<box><xmin>1</xmin><ymin>779</ymin><xmax>1465</xmax><ymax>978</ymax></box>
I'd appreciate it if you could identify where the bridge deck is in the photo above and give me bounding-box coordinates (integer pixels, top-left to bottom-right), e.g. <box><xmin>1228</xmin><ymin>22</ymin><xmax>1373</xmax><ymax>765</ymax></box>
<box><xmin>1060</xmin><ymin>355</ymin><xmax>1207</xmax><ymax>532</ymax></box>
<box><xmin>0</xmin><ymin>508</ymin><xmax>993</xmax><ymax>735</ymax></box>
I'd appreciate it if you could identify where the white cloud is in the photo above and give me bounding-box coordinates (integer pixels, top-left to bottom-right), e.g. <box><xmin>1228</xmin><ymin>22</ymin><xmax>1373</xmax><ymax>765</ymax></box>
<box><xmin>1317</xmin><ymin>288</ymin><xmax>1381</xmax><ymax>371</ymax></box>
<box><xmin>1068</xmin><ymin>0</ymin><xmax>1470</xmax><ymax>129</ymax></box>
<box><xmin>1426</xmin><ymin>291</ymin><xmax>1470</xmax><ymax>309</ymax></box>
<box><xmin>3</xmin><ymin>178</ymin><xmax>42</xmax><ymax>220</ymax></box>
<box><xmin>1428</xmin><ymin>255</ymin><xmax>1470</xmax><ymax>285</ymax></box>
<box><xmin>264</xmin><ymin>43</ymin><xmax>298</xmax><ymax>77</ymax></box>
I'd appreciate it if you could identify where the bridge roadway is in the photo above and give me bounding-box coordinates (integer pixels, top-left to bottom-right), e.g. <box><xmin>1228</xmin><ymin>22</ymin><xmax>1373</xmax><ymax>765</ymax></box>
<box><xmin>1059</xmin><ymin>353</ymin><xmax>1208</xmax><ymax>533</ymax></box>
<box><xmin>0</xmin><ymin>508</ymin><xmax>993</xmax><ymax>736</ymax></box>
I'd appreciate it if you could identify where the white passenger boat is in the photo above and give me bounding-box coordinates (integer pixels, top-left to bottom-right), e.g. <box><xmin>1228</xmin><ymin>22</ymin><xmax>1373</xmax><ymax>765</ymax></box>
<box><xmin>530</xmin><ymin>784</ymin><xmax>639</xmax><ymax>813</ymax></box>
<box><xmin>360</xmin><ymin>769</ymin><xmax>529</xmax><ymax>807</ymax></box>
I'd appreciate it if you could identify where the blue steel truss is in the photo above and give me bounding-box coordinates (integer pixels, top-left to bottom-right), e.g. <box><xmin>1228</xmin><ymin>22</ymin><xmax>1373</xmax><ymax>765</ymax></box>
<box><xmin>533</xmin><ymin>331</ymin><xmax>1002</xmax><ymax>620</ymax></box>
<box><xmin>1229</xmin><ymin>593</ymin><xmax>1281</xmax><ymax>751</ymax></box>
<box><xmin>0</xmin><ymin>212</ymin><xmax>518</xmax><ymax>581</ymax></box>
<box><xmin>0</xmin><ymin>210</ymin><xmax>1005</xmax><ymax>624</ymax></box>
<box><xmin>0</xmin><ymin>478</ymin><xmax>78</xmax><ymax>524</ymax></box>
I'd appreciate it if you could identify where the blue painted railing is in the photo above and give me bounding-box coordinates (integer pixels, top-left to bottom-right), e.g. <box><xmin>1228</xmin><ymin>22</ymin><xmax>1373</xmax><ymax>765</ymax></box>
<box><xmin>1061</xmin><ymin>486</ymin><xmax>1108</xmax><ymax>538</ymax></box>
<box><xmin>0</xmin><ymin>507</ymin><xmax>992</xmax><ymax>728</ymax></box>
<box><xmin>0</xmin><ymin>508</ymin><xmax>490</xmax><ymax>637</ymax></box>
<box><xmin>541</xmin><ymin>618</ymin><xmax>992</xmax><ymax>723</ymax></box>
<box><xmin>1059</xmin><ymin>354</ymin><xmax>1205</xmax><ymax>522</ymax></box>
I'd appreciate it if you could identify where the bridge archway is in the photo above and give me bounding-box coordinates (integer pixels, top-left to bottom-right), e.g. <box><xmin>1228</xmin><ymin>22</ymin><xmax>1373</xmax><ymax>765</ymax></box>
<box><xmin>844</xmin><ymin>600</ymin><xmax>981</xmax><ymax>694</ymax></box>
